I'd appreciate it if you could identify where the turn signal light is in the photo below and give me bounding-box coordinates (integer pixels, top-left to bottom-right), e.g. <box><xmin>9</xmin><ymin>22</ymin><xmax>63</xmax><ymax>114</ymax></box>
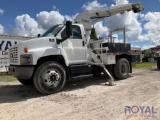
<box><xmin>24</xmin><ymin>48</ymin><xmax>28</xmax><ymax>53</ymax></box>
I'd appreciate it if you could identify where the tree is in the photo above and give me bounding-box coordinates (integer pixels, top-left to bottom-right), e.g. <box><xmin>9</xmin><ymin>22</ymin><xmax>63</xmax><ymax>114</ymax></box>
<box><xmin>90</xmin><ymin>27</ymin><xmax>98</xmax><ymax>40</ymax></box>
<box><xmin>142</xmin><ymin>50</ymin><xmax>152</xmax><ymax>62</ymax></box>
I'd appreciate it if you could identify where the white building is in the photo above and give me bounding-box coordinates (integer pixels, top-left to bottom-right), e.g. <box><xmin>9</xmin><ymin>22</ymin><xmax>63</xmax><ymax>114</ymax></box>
<box><xmin>145</xmin><ymin>46</ymin><xmax>160</xmax><ymax>62</ymax></box>
<box><xmin>145</xmin><ymin>46</ymin><xmax>160</xmax><ymax>53</ymax></box>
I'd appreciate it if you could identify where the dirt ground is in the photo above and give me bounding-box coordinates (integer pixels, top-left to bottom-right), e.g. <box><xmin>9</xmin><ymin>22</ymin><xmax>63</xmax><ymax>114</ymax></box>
<box><xmin>0</xmin><ymin>67</ymin><xmax>160</xmax><ymax>120</ymax></box>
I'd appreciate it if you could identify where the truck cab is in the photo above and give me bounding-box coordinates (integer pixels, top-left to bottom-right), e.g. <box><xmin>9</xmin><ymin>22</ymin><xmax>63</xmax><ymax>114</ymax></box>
<box><xmin>9</xmin><ymin>22</ymin><xmax>91</xmax><ymax>94</ymax></box>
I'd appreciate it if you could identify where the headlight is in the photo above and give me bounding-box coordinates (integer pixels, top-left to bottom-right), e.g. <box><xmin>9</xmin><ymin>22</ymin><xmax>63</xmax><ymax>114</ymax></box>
<box><xmin>20</xmin><ymin>54</ymin><xmax>33</xmax><ymax>65</ymax></box>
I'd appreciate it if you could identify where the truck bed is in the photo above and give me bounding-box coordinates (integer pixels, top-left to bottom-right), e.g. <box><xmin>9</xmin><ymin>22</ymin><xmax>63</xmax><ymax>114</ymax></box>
<box><xmin>102</xmin><ymin>42</ymin><xmax>131</xmax><ymax>53</ymax></box>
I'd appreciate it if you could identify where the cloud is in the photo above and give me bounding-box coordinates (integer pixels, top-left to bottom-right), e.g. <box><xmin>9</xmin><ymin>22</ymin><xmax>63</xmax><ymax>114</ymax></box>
<box><xmin>65</xmin><ymin>13</ymin><xmax>78</xmax><ymax>21</ymax></box>
<box><xmin>0</xmin><ymin>24</ymin><xmax>4</xmax><ymax>34</ymax></box>
<box><xmin>106</xmin><ymin>0</ymin><xmax>143</xmax><ymax>42</ymax></box>
<box><xmin>10</xmin><ymin>9</ymin><xmax>65</xmax><ymax>36</ymax></box>
<box><xmin>81</xmin><ymin>1</ymin><xmax>108</xmax><ymax>36</ymax></box>
<box><xmin>82</xmin><ymin>0</ymin><xmax>107</xmax><ymax>10</ymax></box>
<box><xmin>94</xmin><ymin>21</ymin><xmax>108</xmax><ymax>36</ymax></box>
<box><xmin>10</xmin><ymin>14</ymin><xmax>43</xmax><ymax>36</ymax></box>
<box><xmin>36</xmin><ymin>10</ymin><xmax>64</xmax><ymax>30</ymax></box>
<box><xmin>142</xmin><ymin>45</ymin><xmax>155</xmax><ymax>50</ymax></box>
<box><xmin>81</xmin><ymin>0</ymin><xmax>143</xmax><ymax>41</ymax></box>
<box><xmin>5</xmin><ymin>0</ymin><xmax>156</xmax><ymax>51</ymax></box>
<box><xmin>114</xmin><ymin>0</ymin><xmax>129</xmax><ymax>5</ymax></box>
<box><xmin>140</xmin><ymin>12</ymin><xmax>160</xmax><ymax>47</ymax></box>
<box><xmin>111</xmin><ymin>0</ymin><xmax>160</xmax><ymax>49</ymax></box>
<box><xmin>7</xmin><ymin>0</ymin><xmax>141</xmax><ymax>39</ymax></box>
<box><xmin>10</xmin><ymin>1</ymin><xmax>108</xmax><ymax>37</ymax></box>
<box><xmin>0</xmin><ymin>9</ymin><xmax>4</xmax><ymax>16</ymax></box>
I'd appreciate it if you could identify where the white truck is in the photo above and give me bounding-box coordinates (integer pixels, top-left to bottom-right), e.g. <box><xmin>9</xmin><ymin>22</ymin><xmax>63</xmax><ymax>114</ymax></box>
<box><xmin>8</xmin><ymin>3</ymin><xmax>144</xmax><ymax>94</ymax></box>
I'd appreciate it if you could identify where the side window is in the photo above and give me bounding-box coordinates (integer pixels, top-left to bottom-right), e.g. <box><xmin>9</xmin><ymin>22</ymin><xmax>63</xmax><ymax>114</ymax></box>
<box><xmin>61</xmin><ymin>25</ymin><xmax>82</xmax><ymax>39</ymax></box>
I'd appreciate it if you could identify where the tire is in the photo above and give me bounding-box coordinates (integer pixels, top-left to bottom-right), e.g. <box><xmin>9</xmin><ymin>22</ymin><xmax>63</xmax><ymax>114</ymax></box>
<box><xmin>157</xmin><ymin>57</ymin><xmax>160</xmax><ymax>69</ymax></box>
<box><xmin>33</xmin><ymin>61</ymin><xmax>66</xmax><ymax>95</ymax></box>
<box><xmin>114</xmin><ymin>58</ymin><xmax>130</xmax><ymax>80</ymax></box>
<box><xmin>18</xmin><ymin>79</ymin><xmax>33</xmax><ymax>85</ymax></box>
<box><xmin>91</xmin><ymin>65</ymin><xmax>102</xmax><ymax>76</ymax></box>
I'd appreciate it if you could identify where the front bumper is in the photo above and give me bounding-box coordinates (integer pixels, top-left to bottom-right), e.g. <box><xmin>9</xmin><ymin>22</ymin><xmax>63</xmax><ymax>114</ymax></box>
<box><xmin>8</xmin><ymin>65</ymin><xmax>35</xmax><ymax>79</ymax></box>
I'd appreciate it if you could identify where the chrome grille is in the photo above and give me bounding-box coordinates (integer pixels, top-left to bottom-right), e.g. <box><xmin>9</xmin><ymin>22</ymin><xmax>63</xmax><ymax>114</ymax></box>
<box><xmin>9</xmin><ymin>47</ymin><xmax>18</xmax><ymax>64</ymax></box>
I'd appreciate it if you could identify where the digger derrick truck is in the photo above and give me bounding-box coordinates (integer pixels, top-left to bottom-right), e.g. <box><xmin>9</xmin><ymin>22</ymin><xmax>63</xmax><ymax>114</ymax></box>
<box><xmin>8</xmin><ymin>3</ymin><xmax>144</xmax><ymax>94</ymax></box>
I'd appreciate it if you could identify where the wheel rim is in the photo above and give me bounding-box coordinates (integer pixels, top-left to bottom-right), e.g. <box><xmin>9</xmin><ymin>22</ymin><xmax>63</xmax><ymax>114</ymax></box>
<box><xmin>121</xmin><ymin>63</ymin><xmax>128</xmax><ymax>75</ymax></box>
<box><xmin>43</xmin><ymin>69</ymin><xmax>61</xmax><ymax>88</ymax></box>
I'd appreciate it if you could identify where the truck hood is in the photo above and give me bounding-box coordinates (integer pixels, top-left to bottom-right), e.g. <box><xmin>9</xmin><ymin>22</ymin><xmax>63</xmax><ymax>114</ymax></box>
<box><xmin>19</xmin><ymin>37</ymin><xmax>58</xmax><ymax>52</ymax></box>
<box><xmin>9</xmin><ymin>36</ymin><xmax>61</xmax><ymax>65</ymax></box>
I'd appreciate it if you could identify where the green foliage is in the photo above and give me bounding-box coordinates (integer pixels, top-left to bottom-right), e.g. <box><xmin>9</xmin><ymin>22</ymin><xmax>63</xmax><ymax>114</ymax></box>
<box><xmin>142</xmin><ymin>51</ymin><xmax>152</xmax><ymax>61</ymax></box>
<box><xmin>132</xmin><ymin>62</ymin><xmax>156</xmax><ymax>69</ymax></box>
<box><xmin>0</xmin><ymin>75</ymin><xmax>17</xmax><ymax>82</ymax></box>
<box><xmin>144</xmin><ymin>52</ymin><xmax>152</xmax><ymax>58</ymax></box>
<box><xmin>143</xmin><ymin>51</ymin><xmax>151</xmax><ymax>58</ymax></box>
<box><xmin>90</xmin><ymin>27</ymin><xmax>98</xmax><ymax>40</ymax></box>
<box><xmin>142</xmin><ymin>50</ymin><xmax>145</xmax><ymax>54</ymax></box>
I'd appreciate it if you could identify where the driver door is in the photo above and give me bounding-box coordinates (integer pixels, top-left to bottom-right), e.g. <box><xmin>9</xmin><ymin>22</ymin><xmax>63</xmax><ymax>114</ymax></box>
<box><xmin>61</xmin><ymin>25</ymin><xmax>87</xmax><ymax>65</ymax></box>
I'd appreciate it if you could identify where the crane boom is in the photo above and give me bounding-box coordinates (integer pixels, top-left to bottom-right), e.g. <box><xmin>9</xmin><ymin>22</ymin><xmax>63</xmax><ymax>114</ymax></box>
<box><xmin>74</xmin><ymin>2</ymin><xmax>144</xmax><ymax>31</ymax></box>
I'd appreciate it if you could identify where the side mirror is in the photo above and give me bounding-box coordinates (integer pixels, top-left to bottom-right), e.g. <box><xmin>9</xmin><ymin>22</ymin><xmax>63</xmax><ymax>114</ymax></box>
<box><xmin>37</xmin><ymin>34</ymin><xmax>41</xmax><ymax>38</ymax></box>
<box><xmin>57</xmin><ymin>21</ymin><xmax>72</xmax><ymax>44</ymax></box>
<box><xmin>66</xmin><ymin>21</ymin><xmax>72</xmax><ymax>37</ymax></box>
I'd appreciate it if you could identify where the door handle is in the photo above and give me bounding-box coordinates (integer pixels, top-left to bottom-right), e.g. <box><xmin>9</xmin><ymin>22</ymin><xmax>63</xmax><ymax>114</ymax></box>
<box><xmin>82</xmin><ymin>41</ymin><xmax>85</xmax><ymax>46</ymax></box>
<box><xmin>49</xmin><ymin>39</ymin><xmax>55</xmax><ymax>42</ymax></box>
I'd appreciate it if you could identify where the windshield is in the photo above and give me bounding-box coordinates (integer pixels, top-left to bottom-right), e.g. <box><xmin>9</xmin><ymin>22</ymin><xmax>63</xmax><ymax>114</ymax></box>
<box><xmin>41</xmin><ymin>25</ymin><xmax>64</xmax><ymax>37</ymax></box>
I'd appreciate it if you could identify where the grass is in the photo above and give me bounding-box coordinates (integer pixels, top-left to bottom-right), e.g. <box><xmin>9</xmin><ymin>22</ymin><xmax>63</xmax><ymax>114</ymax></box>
<box><xmin>132</xmin><ymin>62</ymin><xmax>156</xmax><ymax>69</ymax></box>
<box><xmin>0</xmin><ymin>75</ymin><xmax>17</xmax><ymax>82</ymax></box>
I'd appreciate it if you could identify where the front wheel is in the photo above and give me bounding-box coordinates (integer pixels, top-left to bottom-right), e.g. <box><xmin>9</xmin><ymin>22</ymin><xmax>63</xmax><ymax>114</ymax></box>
<box><xmin>114</xmin><ymin>58</ymin><xmax>130</xmax><ymax>80</ymax></box>
<box><xmin>33</xmin><ymin>61</ymin><xmax>66</xmax><ymax>95</ymax></box>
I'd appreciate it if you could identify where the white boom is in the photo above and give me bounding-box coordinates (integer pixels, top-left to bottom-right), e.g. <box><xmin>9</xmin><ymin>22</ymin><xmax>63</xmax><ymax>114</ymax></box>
<box><xmin>74</xmin><ymin>3</ymin><xmax>144</xmax><ymax>31</ymax></box>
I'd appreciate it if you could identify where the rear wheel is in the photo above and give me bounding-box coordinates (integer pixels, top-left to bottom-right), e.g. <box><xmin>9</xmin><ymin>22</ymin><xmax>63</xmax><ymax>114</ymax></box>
<box><xmin>18</xmin><ymin>79</ymin><xmax>33</xmax><ymax>85</ymax></box>
<box><xmin>33</xmin><ymin>61</ymin><xmax>66</xmax><ymax>95</ymax></box>
<box><xmin>114</xmin><ymin>58</ymin><xmax>130</xmax><ymax>80</ymax></box>
<box><xmin>157</xmin><ymin>57</ymin><xmax>160</xmax><ymax>69</ymax></box>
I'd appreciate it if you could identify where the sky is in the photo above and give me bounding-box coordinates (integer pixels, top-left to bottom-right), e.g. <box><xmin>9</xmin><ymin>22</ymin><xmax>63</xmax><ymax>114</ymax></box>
<box><xmin>0</xmin><ymin>0</ymin><xmax>160</xmax><ymax>49</ymax></box>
